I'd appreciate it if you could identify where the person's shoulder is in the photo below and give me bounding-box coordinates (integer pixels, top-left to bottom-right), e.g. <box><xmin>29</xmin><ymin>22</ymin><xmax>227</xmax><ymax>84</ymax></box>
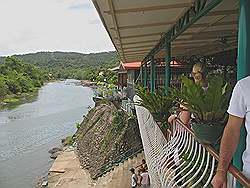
<box><xmin>235</xmin><ymin>76</ymin><xmax>250</xmax><ymax>92</ymax></box>
<box><xmin>238</xmin><ymin>76</ymin><xmax>250</xmax><ymax>86</ymax></box>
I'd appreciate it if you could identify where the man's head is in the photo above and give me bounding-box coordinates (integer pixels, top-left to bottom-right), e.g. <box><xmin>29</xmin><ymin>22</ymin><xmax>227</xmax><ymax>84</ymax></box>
<box><xmin>142</xmin><ymin>159</ymin><xmax>146</xmax><ymax>164</ymax></box>
<box><xmin>141</xmin><ymin>168</ymin><xmax>146</xmax><ymax>173</ymax></box>
<box><xmin>129</xmin><ymin>168</ymin><xmax>135</xmax><ymax>174</ymax></box>
<box><xmin>191</xmin><ymin>63</ymin><xmax>207</xmax><ymax>84</ymax></box>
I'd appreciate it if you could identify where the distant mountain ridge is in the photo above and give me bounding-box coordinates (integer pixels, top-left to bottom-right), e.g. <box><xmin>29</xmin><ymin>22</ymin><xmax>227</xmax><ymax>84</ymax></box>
<box><xmin>0</xmin><ymin>51</ymin><xmax>119</xmax><ymax>69</ymax></box>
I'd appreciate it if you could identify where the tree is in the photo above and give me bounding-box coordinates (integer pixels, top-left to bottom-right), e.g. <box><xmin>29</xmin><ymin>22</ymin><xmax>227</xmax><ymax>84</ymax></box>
<box><xmin>0</xmin><ymin>77</ymin><xmax>9</xmax><ymax>97</ymax></box>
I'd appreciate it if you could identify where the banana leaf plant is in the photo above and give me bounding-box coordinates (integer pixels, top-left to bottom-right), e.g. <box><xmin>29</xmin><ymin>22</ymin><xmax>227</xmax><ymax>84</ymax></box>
<box><xmin>170</xmin><ymin>76</ymin><xmax>231</xmax><ymax>144</ymax></box>
<box><xmin>135</xmin><ymin>86</ymin><xmax>172</xmax><ymax>126</ymax></box>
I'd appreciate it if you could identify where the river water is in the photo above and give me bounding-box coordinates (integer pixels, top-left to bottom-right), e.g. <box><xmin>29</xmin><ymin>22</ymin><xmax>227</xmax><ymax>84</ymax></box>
<box><xmin>0</xmin><ymin>80</ymin><xmax>94</xmax><ymax>188</ymax></box>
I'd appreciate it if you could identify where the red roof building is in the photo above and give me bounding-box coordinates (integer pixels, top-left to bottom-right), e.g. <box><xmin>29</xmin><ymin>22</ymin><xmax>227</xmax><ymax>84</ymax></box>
<box><xmin>118</xmin><ymin>62</ymin><xmax>141</xmax><ymax>89</ymax></box>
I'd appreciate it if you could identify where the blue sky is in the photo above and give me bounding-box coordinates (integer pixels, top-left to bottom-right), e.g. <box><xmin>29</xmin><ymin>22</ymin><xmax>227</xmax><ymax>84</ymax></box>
<box><xmin>0</xmin><ymin>0</ymin><xmax>115</xmax><ymax>56</ymax></box>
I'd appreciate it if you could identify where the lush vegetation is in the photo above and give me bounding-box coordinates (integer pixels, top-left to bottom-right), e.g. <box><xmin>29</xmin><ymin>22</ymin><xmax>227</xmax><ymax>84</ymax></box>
<box><xmin>0</xmin><ymin>57</ymin><xmax>48</xmax><ymax>102</ymax></box>
<box><xmin>0</xmin><ymin>51</ymin><xmax>120</xmax><ymax>108</ymax></box>
<box><xmin>170</xmin><ymin>76</ymin><xmax>231</xmax><ymax>124</ymax></box>
<box><xmin>170</xmin><ymin>76</ymin><xmax>232</xmax><ymax>144</ymax></box>
<box><xmin>0</xmin><ymin>51</ymin><xmax>119</xmax><ymax>83</ymax></box>
<box><xmin>136</xmin><ymin>86</ymin><xmax>172</xmax><ymax>124</ymax></box>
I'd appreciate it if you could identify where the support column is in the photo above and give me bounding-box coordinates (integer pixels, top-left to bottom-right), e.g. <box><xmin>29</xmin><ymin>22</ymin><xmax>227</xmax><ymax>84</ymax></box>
<box><xmin>234</xmin><ymin>1</ymin><xmax>250</xmax><ymax>187</ymax></box>
<box><xmin>143</xmin><ymin>63</ymin><xmax>148</xmax><ymax>88</ymax></box>
<box><xmin>150</xmin><ymin>58</ymin><xmax>156</xmax><ymax>93</ymax></box>
<box><xmin>140</xmin><ymin>66</ymin><xmax>143</xmax><ymax>84</ymax></box>
<box><xmin>165</xmin><ymin>42</ymin><xmax>171</xmax><ymax>94</ymax></box>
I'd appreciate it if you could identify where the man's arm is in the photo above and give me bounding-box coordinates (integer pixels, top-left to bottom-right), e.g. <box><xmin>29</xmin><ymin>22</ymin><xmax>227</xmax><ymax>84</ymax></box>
<box><xmin>212</xmin><ymin>114</ymin><xmax>244</xmax><ymax>188</ymax></box>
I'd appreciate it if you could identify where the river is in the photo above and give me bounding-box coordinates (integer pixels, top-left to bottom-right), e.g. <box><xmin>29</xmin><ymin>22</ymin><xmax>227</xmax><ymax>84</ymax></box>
<box><xmin>0</xmin><ymin>80</ymin><xmax>94</xmax><ymax>188</ymax></box>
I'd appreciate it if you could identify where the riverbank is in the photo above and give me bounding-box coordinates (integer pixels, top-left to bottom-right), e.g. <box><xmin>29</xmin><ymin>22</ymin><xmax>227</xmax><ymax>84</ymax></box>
<box><xmin>47</xmin><ymin>147</ymin><xmax>144</xmax><ymax>188</ymax></box>
<box><xmin>0</xmin><ymin>81</ymin><xmax>94</xmax><ymax>188</ymax></box>
<box><xmin>0</xmin><ymin>89</ymin><xmax>39</xmax><ymax>110</ymax></box>
<box><xmin>80</xmin><ymin>80</ymin><xmax>97</xmax><ymax>89</ymax></box>
<box><xmin>0</xmin><ymin>80</ymin><xmax>69</xmax><ymax>111</ymax></box>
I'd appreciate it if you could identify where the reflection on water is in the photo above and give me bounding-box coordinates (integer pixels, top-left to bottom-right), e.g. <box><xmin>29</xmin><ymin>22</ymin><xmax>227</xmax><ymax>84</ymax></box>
<box><xmin>0</xmin><ymin>81</ymin><xmax>94</xmax><ymax>188</ymax></box>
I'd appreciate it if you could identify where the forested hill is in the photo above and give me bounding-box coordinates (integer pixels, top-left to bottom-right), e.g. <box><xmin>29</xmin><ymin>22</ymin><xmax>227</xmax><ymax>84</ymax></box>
<box><xmin>0</xmin><ymin>51</ymin><xmax>120</xmax><ymax>80</ymax></box>
<box><xmin>1</xmin><ymin>51</ymin><xmax>118</xmax><ymax>69</ymax></box>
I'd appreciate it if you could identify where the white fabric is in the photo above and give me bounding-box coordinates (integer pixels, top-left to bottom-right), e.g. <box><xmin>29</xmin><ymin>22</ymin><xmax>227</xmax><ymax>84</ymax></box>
<box><xmin>131</xmin><ymin>174</ymin><xmax>137</xmax><ymax>187</ymax></box>
<box><xmin>227</xmin><ymin>76</ymin><xmax>250</xmax><ymax>178</ymax></box>
<box><xmin>141</xmin><ymin>172</ymin><xmax>150</xmax><ymax>185</ymax></box>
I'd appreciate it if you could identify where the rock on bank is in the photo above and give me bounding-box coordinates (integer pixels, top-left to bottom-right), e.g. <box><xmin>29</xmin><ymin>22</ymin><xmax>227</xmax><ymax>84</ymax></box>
<box><xmin>75</xmin><ymin>100</ymin><xmax>142</xmax><ymax>179</ymax></box>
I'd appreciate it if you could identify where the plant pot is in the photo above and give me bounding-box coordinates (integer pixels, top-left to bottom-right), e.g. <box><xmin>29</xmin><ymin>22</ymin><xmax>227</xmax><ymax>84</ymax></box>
<box><xmin>191</xmin><ymin>122</ymin><xmax>225</xmax><ymax>145</ymax></box>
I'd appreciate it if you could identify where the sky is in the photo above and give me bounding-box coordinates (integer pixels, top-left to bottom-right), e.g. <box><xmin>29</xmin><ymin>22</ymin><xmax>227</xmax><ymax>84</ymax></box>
<box><xmin>0</xmin><ymin>0</ymin><xmax>115</xmax><ymax>56</ymax></box>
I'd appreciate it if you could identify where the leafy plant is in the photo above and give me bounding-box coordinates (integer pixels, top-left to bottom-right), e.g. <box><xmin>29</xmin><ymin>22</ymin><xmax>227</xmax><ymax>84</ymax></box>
<box><xmin>170</xmin><ymin>76</ymin><xmax>231</xmax><ymax>124</ymax></box>
<box><xmin>76</xmin><ymin>122</ymin><xmax>81</xmax><ymax>129</ymax></box>
<box><xmin>136</xmin><ymin>86</ymin><xmax>172</xmax><ymax>123</ymax></box>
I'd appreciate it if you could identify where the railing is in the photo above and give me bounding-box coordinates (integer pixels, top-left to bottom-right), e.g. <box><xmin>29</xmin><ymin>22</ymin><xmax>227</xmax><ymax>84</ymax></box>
<box><xmin>95</xmin><ymin>145</ymin><xmax>143</xmax><ymax>179</ymax></box>
<box><xmin>134</xmin><ymin>95</ymin><xmax>250</xmax><ymax>187</ymax></box>
<box><xmin>134</xmin><ymin>95</ymin><xmax>168</xmax><ymax>187</ymax></box>
<box><xmin>121</xmin><ymin>99</ymin><xmax>134</xmax><ymax>114</ymax></box>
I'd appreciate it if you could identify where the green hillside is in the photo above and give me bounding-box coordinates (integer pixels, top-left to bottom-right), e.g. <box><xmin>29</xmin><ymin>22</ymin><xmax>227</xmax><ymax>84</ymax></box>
<box><xmin>13</xmin><ymin>51</ymin><xmax>118</xmax><ymax>68</ymax></box>
<box><xmin>0</xmin><ymin>51</ymin><xmax>120</xmax><ymax>81</ymax></box>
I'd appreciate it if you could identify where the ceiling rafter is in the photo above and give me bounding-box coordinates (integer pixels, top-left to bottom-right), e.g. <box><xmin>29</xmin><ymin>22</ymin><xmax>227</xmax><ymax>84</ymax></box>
<box><xmin>124</xmin><ymin>51</ymin><xmax>149</xmax><ymax>55</ymax></box>
<box><xmin>122</xmin><ymin>40</ymin><xmax>158</xmax><ymax>46</ymax></box>
<box><xmin>124</xmin><ymin>48</ymin><xmax>152</xmax><ymax>53</ymax></box>
<box><xmin>123</xmin><ymin>44</ymin><xmax>155</xmax><ymax>50</ymax></box>
<box><xmin>192</xmin><ymin>20</ymin><xmax>238</xmax><ymax>28</ymax></box>
<box><xmin>173</xmin><ymin>38</ymin><xmax>236</xmax><ymax>45</ymax></box>
<box><xmin>175</xmin><ymin>35</ymin><xmax>237</xmax><ymax>41</ymax></box>
<box><xmin>104</xmin><ymin>3</ymin><xmax>192</xmax><ymax>14</ymax></box>
<box><xmin>115</xmin><ymin>32</ymin><xmax>163</xmax><ymax>39</ymax></box>
<box><xmin>182</xmin><ymin>29</ymin><xmax>237</xmax><ymax>36</ymax></box>
<box><xmin>111</xmin><ymin>20</ymin><xmax>237</xmax><ymax>31</ymax></box>
<box><xmin>107</xmin><ymin>0</ymin><xmax>126</xmax><ymax>62</ymax></box>
<box><xmin>207</xmin><ymin>9</ymin><xmax>238</xmax><ymax>16</ymax></box>
<box><xmin>110</xmin><ymin>21</ymin><xmax>173</xmax><ymax>30</ymax></box>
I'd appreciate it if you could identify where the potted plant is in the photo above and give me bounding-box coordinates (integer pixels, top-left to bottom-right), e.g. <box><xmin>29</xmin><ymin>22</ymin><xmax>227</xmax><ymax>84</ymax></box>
<box><xmin>170</xmin><ymin>76</ymin><xmax>231</xmax><ymax>144</ymax></box>
<box><xmin>135</xmin><ymin>86</ymin><xmax>172</xmax><ymax>128</ymax></box>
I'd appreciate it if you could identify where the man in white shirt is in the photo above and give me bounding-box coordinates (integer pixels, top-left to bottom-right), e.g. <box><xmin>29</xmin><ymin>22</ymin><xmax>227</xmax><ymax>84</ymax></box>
<box><xmin>212</xmin><ymin>76</ymin><xmax>250</xmax><ymax>188</ymax></box>
<box><xmin>130</xmin><ymin>168</ymin><xmax>137</xmax><ymax>188</ymax></box>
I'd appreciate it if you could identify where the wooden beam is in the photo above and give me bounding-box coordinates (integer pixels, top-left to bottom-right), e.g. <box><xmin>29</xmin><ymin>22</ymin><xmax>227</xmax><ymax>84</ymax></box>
<box><xmin>104</xmin><ymin>3</ymin><xmax>191</xmax><ymax>14</ymax></box>
<box><xmin>123</xmin><ymin>44</ymin><xmax>154</xmax><ymax>50</ymax></box>
<box><xmin>207</xmin><ymin>9</ymin><xmax>238</xmax><ymax>16</ymax></box>
<box><xmin>110</xmin><ymin>21</ymin><xmax>173</xmax><ymax>30</ymax></box>
<box><xmin>122</xmin><ymin>40</ymin><xmax>158</xmax><ymax>46</ymax></box>
<box><xmin>125</xmin><ymin>51</ymin><xmax>149</xmax><ymax>55</ymax></box>
<box><xmin>181</xmin><ymin>41</ymin><xmax>234</xmax><ymax>55</ymax></box>
<box><xmin>192</xmin><ymin>20</ymin><xmax>238</xmax><ymax>28</ymax></box>
<box><xmin>124</xmin><ymin>48</ymin><xmax>152</xmax><ymax>53</ymax></box>
<box><xmin>125</xmin><ymin>55</ymin><xmax>145</xmax><ymax>58</ymax></box>
<box><xmin>182</xmin><ymin>29</ymin><xmax>237</xmax><ymax>36</ymax></box>
<box><xmin>116</xmin><ymin>32</ymin><xmax>162</xmax><ymax>39</ymax></box>
<box><xmin>175</xmin><ymin>35</ymin><xmax>237</xmax><ymax>41</ymax></box>
<box><xmin>107</xmin><ymin>0</ymin><xmax>126</xmax><ymax>61</ymax></box>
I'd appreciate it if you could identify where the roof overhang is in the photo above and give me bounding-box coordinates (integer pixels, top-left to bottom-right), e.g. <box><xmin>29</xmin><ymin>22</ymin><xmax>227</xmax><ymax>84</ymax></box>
<box><xmin>92</xmin><ymin>0</ymin><xmax>238</xmax><ymax>63</ymax></box>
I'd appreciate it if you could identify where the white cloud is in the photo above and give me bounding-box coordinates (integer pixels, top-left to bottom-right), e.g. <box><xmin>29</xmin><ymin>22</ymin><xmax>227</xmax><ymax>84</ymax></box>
<box><xmin>0</xmin><ymin>0</ymin><xmax>115</xmax><ymax>56</ymax></box>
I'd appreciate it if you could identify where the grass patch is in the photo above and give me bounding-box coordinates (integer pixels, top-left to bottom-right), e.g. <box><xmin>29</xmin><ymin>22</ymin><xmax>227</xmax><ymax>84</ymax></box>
<box><xmin>3</xmin><ymin>98</ymin><xmax>19</xmax><ymax>103</ymax></box>
<box><xmin>63</xmin><ymin>136</ymin><xmax>74</xmax><ymax>146</ymax></box>
<box><xmin>0</xmin><ymin>89</ymin><xmax>39</xmax><ymax>110</ymax></box>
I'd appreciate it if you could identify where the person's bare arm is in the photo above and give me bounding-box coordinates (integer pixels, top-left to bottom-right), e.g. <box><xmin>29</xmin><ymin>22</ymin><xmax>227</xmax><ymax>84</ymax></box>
<box><xmin>179</xmin><ymin>110</ymin><xmax>190</xmax><ymax>126</ymax></box>
<box><xmin>212</xmin><ymin>115</ymin><xmax>244</xmax><ymax>188</ymax></box>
